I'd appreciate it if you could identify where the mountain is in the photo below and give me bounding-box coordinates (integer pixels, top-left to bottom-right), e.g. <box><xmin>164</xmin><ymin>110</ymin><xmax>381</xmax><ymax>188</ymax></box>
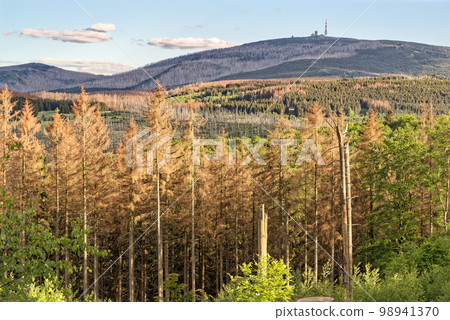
<box><xmin>1</xmin><ymin>37</ymin><xmax>449</xmax><ymax>92</ymax></box>
<box><xmin>0</xmin><ymin>63</ymin><xmax>104</xmax><ymax>92</ymax></box>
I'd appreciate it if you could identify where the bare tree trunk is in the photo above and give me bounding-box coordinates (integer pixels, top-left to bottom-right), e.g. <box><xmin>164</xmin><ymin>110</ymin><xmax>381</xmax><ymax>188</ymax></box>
<box><xmin>285</xmin><ymin>207</ymin><xmax>289</xmax><ymax>279</ymax></box>
<box><xmin>314</xmin><ymin>162</ymin><xmax>318</xmax><ymax>282</ymax></box>
<box><xmin>201</xmin><ymin>246</ymin><xmax>205</xmax><ymax>291</ymax></box>
<box><xmin>129</xmin><ymin>212</ymin><xmax>135</xmax><ymax>302</ymax></box>
<box><xmin>157</xmin><ymin>167</ymin><xmax>163</xmax><ymax>302</ymax></box>
<box><xmin>258</xmin><ymin>204</ymin><xmax>268</xmax><ymax>274</ymax></box>
<box><xmin>94</xmin><ymin>229</ymin><xmax>99</xmax><ymax>300</ymax></box>
<box><xmin>344</xmin><ymin>142</ymin><xmax>353</xmax><ymax>299</ymax></box>
<box><xmin>140</xmin><ymin>254</ymin><xmax>144</xmax><ymax>301</ymax></box>
<box><xmin>118</xmin><ymin>252</ymin><xmax>122</xmax><ymax>302</ymax></box>
<box><xmin>2</xmin><ymin>111</ymin><xmax>7</xmax><ymax>215</ymax></box>
<box><xmin>215</xmin><ymin>237</ymin><xmax>219</xmax><ymax>297</ymax></box>
<box><xmin>304</xmin><ymin>171</ymin><xmax>308</xmax><ymax>273</ymax></box>
<box><xmin>225</xmin><ymin>242</ymin><xmax>229</xmax><ymax>285</ymax></box>
<box><xmin>252</xmin><ymin>193</ymin><xmax>257</xmax><ymax>261</ymax></box>
<box><xmin>55</xmin><ymin>144</ymin><xmax>60</xmax><ymax>280</ymax></box>
<box><xmin>235</xmin><ymin>209</ymin><xmax>239</xmax><ymax>276</ymax></box>
<box><xmin>278</xmin><ymin>167</ymin><xmax>282</xmax><ymax>261</ymax></box>
<box><xmin>64</xmin><ymin>172</ymin><xmax>70</xmax><ymax>300</ymax></box>
<box><xmin>330</xmin><ymin>152</ymin><xmax>336</xmax><ymax>285</ymax></box>
<box><xmin>143</xmin><ymin>255</ymin><xmax>147</xmax><ymax>302</ymax></box>
<box><xmin>184</xmin><ymin>231</ymin><xmax>188</xmax><ymax>298</ymax></box>
<box><xmin>219</xmin><ymin>240</ymin><xmax>223</xmax><ymax>289</ymax></box>
<box><xmin>191</xmin><ymin>166</ymin><xmax>196</xmax><ymax>301</ymax></box>
<box><xmin>336</xmin><ymin>127</ymin><xmax>349</xmax><ymax>298</ymax></box>
<box><xmin>164</xmin><ymin>237</ymin><xmax>169</xmax><ymax>299</ymax></box>
<box><xmin>20</xmin><ymin>153</ymin><xmax>25</xmax><ymax>267</ymax></box>
<box><xmin>82</xmin><ymin>116</ymin><xmax>88</xmax><ymax>300</ymax></box>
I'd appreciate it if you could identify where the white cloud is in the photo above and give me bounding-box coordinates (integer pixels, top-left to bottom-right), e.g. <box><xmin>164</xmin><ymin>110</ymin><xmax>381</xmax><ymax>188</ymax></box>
<box><xmin>89</xmin><ymin>23</ymin><xmax>116</xmax><ymax>32</ymax></box>
<box><xmin>148</xmin><ymin>37</ymin><xmax>240</xmax><ymax>49</ymax></box>
<box><xmin>2</xmin><ymin>30</ymin><xmax>16</xmax><ymax>36</ymax></box>
<box><xmin>20</xmin><ymin>24</ymin><xmax>115</xmax><ymax>43</ymax></box>
<box><xmin>34</xmin><ymin>58</ymin><xmax>134</xmax><ymax>75</ymax></box>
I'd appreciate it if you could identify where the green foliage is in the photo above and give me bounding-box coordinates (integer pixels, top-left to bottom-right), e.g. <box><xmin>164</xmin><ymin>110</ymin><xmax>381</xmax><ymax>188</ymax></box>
<box><xmin>360</xmin><ymin>123</ymin><xmax>426</xmax><ymax>267</ymax></box>
<box><xmin>388</xmin><ymin>115</ymin><xmax>420</xmax><ymax>131</ymax></box>
<box><xmin>157</xmin><ymin>273</ymin><xmax>209</xmax><ymax>302</ymax></box>
<box><xmin>0</xmin><ymin>197</ymin><xmax>100</xmax><ymax>301</ymax></box>
<box><xmin>162</xmin><ymin>273</ymin><xmax>185</xmax><ymax>301</ymax></box>
<box><xmin>385</xmin><ymin>109</ymin><xmax>395</xmax><ymax>123</ymax></box>
<box><xmin>26</xmin><ymin>278</ymin><xmax>68</xmax><ymax>302</ymax></box>
<box><xmin>160</xmin><ymin>273</ymin><xmax>189</xmax><ymax>302</ymax></box>
<box><xmin>419</xmin><ymin>265</ymin><xmax>450</xmax><ymax>302</ymax></box>
<box><xmin>347</xmin><ymin>107</ymin><xmax>355</xmax><ymax>117</ymax></box>
<box><xmin>217</xmin><ymin>256</ymin><xmax>293</xmax><ymax>302</ymax></box>
<box><xmin>353</xmin><ymin>262</ymin><xmax>423</xmax><ymax>302</ymax></box>
<box><xmin>354</xmin><ymin>237</ymin><xmax>449</xmax><ymax>302</ymax></box>
<box><xmin>413</xmin><ymin>237</ymin><xmax>450</xmax><ymax>273</ymax></box>
<box><xmin>293</xmin><ymin>261</ymin><xmax>345</xmax><ymax>301</ymax></box>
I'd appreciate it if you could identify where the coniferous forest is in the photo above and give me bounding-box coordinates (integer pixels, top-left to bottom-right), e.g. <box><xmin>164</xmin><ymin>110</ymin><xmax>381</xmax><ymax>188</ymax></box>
<box><xmin>0</xmin><ymin>76</ymin><xmax>449</xmax><ymax>302</ymax></box>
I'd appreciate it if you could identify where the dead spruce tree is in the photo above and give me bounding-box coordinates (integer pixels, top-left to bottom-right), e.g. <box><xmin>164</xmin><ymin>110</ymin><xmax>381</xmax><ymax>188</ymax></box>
<box><xmin>72</xmin><ymin>87</ymin><xmax>110</xmax><ymax>300</ymax></box>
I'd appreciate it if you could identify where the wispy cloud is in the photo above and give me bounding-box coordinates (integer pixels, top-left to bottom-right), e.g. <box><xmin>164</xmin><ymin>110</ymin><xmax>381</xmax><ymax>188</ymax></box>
<box><xmin>19</xmin><ymin>24</ymin><xmax>116</xmax><ymax>43</ymax></box>
<box><xmin>184</xmin><ymin>24</ymin><xmax>204</xmax><ymax>29</ymax></box>
<box><xmin>34</xmin><ymin>58</ymin><xmax>134</xmax><ymax>75</ymax></box>
<box><xmin>148</xmin><ymin>37</ymin><xmax>240</xmax><ymax>50</ymax></box>
<box><xmin>2</xmin><ymin>30</ymin><xmax>17</xmax><ymax>36</ymax></box>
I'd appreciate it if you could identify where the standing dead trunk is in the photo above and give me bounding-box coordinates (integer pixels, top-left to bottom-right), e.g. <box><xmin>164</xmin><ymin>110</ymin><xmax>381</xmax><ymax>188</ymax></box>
<box><xmin>336</xmin><ymin>124</ymin><xmax>349</xmax><ymax>298</ymax></box>
<box><xmin>201</xmin><ymin>246</ymin><xmax>205</xmax><ymax>291</ymax></box>
<box><xmin>164</xmin><ymin>237</ymin><xmax>169</xmax><ymax>299</ymax></box>
<box><xmin>143</xmin><ymin>253</ymin><xmax>147</xmax><ymax>302</ymax></box>
<box><xmin>156</xmin><ymin>165</ymin><xmax>163</xmax><ymax>302</ymax></box>
<box><xmin>184</xmin><ymin>231</ymin><xmax>188</xmax><ymax>298</ymax></box>
<box><xmin>304</xmin><ymin>170</ymin><xmax>308</xmax><ymax>273</ymax></box>
<box><xmin>191</xmin><ymin>165</ymin><xmax>196</xmax><ymax>302</ymax></box>
<box><xmin>55</xmin><ymin>143</ymin><xmax>60</xmax><ymax>280</ymax></box>
<box><xmin>81</xmin><ymin>112</ymin><xmax>88</xmax><ymax>300</ymax></box>
<box><xmin>94</xmin><ymin>229</ymin><xmax>99</xmax><ymax>301</ymax></box>
<box><xmin>118</xmin><ymin>252</ymin><xmax>122</xmax><ymax>302</ymax></box>
<box><xmin>219</xmin><ymin>240</ymin><xmax>223</xmax><ymax>289</ymax></box>
<box><xmin>330</xmin><ymin>152</ymin><xmax>336</xmax><ymax>285</ymax></box>
<box><xmin>314</xmin><ymin>162</ymin><xmax>319</xmax><ymax>282</ymax></box>
<box><xmin>129</xmin><ymin>212</ymin><xmax>135</xmax><ymax>302</ymax></box>
<box><xmin>344</xmin><ymin>142</ymin><xmax>353</xmax><ymax>299</ymax></box>
<box><xmin>64</xmin><ymin>172</ymin><xmax>70</xmax><ymax>300</ymax></box>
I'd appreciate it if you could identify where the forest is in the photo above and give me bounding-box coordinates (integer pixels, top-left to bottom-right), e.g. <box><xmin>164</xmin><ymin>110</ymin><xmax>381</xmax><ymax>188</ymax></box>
<box><xmin>0</xmin><ymin>76</ymin><xmax>449</xmax><ymax>302</ymax></box>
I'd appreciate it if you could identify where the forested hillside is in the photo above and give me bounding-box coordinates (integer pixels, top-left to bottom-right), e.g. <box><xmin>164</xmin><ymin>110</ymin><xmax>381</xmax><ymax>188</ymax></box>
<box><xmin>1</xmin><ymin>79</ymin><xmax>448</xmax><ymax>302</ymax></box>
<box><xmin>1</xmin><ymin>37</ymin><xmax>449</xmax><ymax>92</ymax></box>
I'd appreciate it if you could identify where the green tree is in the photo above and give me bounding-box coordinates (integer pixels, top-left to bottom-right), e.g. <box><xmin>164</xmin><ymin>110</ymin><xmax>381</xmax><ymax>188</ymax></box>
<box><xmin>360</xmin><ymin>124</ymin><xmax>426</xmax><ymax>268</ymax></box>
<box><xmin>0</xmin><ymin>197</ymin><xmax>86</xmax><ymax>301</ymax></box>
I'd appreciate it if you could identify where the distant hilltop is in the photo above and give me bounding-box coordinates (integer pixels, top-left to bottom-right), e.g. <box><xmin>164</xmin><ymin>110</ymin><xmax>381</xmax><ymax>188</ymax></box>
<box><xmin>1</xmin><ymin>36</ymin><xmax>448</xmax><ymax>93</ymax></box>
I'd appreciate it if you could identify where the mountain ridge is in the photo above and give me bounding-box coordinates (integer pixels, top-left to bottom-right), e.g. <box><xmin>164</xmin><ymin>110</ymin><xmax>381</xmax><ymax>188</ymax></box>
<box><xmin>1</xmin><ymin>36</ymin><xmax>448</xmax><ymax>92</ymax></box>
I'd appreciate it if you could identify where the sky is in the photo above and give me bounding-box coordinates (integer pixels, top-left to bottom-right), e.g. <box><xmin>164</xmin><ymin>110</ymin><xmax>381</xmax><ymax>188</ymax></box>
<box><xmin>0</xmin><ymin>0</ymin><xmax>449</xmax><ymax>74</ymax></box>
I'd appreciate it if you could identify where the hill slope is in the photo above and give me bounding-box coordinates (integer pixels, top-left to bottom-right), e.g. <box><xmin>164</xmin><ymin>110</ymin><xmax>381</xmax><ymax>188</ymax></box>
<box><xmin>1</xmin><ymin>37</ymin><xmax>448</xmax><ymax>92</ymax></box>
<box><xmin>0</xmin><ymin>63</ymin><xmax>104</xmax><ymax>92</ymax></box>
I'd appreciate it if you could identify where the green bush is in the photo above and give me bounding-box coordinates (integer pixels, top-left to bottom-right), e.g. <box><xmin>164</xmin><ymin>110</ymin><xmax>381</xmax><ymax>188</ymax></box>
<box><xmin>419</xmin><ymin>265</ymin><xmax>450</xmax><ymax>302</ymax></box>
<box><xmin>293</xmin><ymin>260</ymin><xmax>345</xmax><ymax>301</ymax></box>
<box><xmin>217</xmin><ymin>256</ymin><xmax>293</xmax><ymax>302</ymax></box>
<box><xmin>27</xmin><ymin>278</ymin><xmax>68</xmax><ymax>302</ymax></box>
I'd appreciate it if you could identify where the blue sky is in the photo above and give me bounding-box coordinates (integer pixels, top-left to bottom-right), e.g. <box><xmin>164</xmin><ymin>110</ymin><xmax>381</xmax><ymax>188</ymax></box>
<box><xmin>0</xmin><ymin>0</ymin><xmax>449</xmax><ymax>74</ymax></box>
